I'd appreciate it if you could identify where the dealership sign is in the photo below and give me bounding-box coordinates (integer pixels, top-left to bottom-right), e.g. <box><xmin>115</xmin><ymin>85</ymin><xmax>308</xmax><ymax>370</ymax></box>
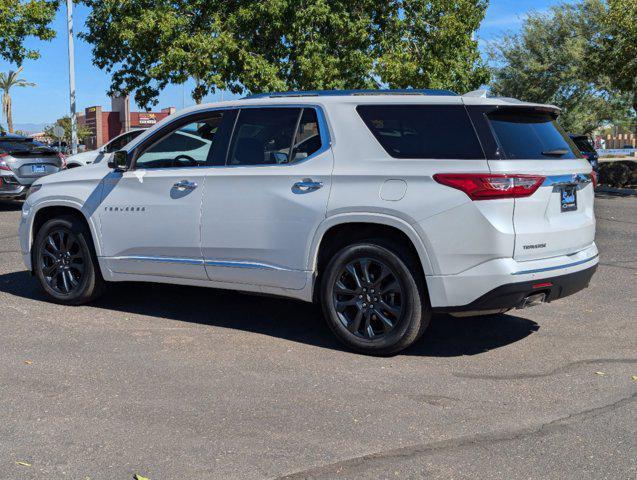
<box><xmin>139</xmin><ymin>113</ymin><xmax>157</xmax><ymax>125</ymax></box>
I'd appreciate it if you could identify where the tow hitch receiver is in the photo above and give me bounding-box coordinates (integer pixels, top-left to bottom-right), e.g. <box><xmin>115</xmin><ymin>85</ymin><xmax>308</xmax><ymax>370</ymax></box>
<box><xmin>517</xmin><ymin>292</ymin><xmax>547</xmax><ymax>309</ymax></box>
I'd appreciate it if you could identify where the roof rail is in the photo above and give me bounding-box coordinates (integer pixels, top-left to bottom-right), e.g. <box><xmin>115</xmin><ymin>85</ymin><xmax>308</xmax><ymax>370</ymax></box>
<box><xmin>242</xmin><ymin>88</ymin><xmax>457</xmax><ymax>99</ymax></box>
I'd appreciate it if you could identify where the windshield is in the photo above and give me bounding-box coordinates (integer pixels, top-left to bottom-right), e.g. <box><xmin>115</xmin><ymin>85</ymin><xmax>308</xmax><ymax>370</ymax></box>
<box><xmin>487</xmin><ymin>109</ymin><xmax>579</xmax><ymax>160</ymax></box>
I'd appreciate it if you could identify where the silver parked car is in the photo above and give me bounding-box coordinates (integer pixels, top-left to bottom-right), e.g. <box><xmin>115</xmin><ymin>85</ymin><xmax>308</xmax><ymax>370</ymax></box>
<box><xmin>0</xmin><ymin>134</ymin><xmax>65</xmax><ymax>199</ymax></box>
<box><xmin>65</xmin><ymin>128</ymin><xmax>145</xmax><ymax>168</ymax></box>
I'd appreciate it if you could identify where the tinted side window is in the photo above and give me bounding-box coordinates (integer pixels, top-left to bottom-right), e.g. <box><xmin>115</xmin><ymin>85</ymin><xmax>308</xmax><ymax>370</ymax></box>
<box><xmin>356</xmin><ymin>105</ymin><xmax>484</xmax><ymax>159</ymax></box>
<box><xmin>135</xmin><ymin>112</ymin><xmax>225</xmax><ymax>168</ymax></box>
<box><xmin>291</xmin><ymin>108</ymin><xmax>322</xmax><ymax>162</ymax></box>
<box><xmin>228</xmin><ymin>108</ymin><xmax>301</xmax><ymax>165</ymax></box>
<box><xmin>487</xmin><ymin>110</ymin><xmax>578</xmax><ymax>159</ymax></box>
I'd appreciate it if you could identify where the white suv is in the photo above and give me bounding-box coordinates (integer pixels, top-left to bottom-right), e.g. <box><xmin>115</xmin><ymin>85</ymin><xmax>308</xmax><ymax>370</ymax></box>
<box><xmin>18</xmin><ymin>90</ymin><xmax>598</xmax><ymax>354</ymax></box>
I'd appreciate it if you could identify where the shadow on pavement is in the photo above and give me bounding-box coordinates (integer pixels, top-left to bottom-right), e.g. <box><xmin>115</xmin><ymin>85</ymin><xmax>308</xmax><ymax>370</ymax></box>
<box><xmin>0</xmin><ymin>270</ymin><xmax>539</xmax><ymax>357</ymax></box>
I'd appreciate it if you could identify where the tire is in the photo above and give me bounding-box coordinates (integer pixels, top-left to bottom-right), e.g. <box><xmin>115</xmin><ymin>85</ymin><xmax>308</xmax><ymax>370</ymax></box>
<box><xmin>320</xmin><ymin>240</ymin><xmax>431</xmax><ymax>355</ymax></box>
<box><xmin>33</xmin><ymin>215</ymin><xmax>106</xmax><ymax>305</ymax></box>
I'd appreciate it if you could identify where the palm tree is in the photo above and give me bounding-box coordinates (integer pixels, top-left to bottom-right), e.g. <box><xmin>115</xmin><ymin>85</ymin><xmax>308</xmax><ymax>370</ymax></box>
<box><xmin>0</xmin><ymin>67</ymin><xmax>35</xmax><ymax>133</ymax></box>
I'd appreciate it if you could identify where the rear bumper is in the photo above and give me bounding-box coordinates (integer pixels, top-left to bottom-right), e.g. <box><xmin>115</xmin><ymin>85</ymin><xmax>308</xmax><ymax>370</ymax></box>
<box><xmin>0</xmin><ymin>182</ymin><xmax>27</xmax><ymax>199</ymax></box>
<box><xmin>433</xmin><ymin>264</ymin><xmax>597</xmax><ymax>313</ymax></box>
<box><xmin>427</xmin><ymin>243</ymin><xmax>599</xmax><ymax>309</ymax></box>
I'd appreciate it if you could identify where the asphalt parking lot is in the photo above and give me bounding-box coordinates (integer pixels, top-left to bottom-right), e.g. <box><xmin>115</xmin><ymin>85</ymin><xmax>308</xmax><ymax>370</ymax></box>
<box><xmin>0</xmin><ymin>195</ymin><xmax>635</xmax><ymax>480</ymax></box>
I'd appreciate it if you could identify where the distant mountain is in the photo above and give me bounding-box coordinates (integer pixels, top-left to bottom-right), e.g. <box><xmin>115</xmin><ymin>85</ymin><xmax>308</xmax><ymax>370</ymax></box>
<box><xmin>11</xmin><ymin>123</ymin><xmax>48</xmax><ymax>134</ymax></box>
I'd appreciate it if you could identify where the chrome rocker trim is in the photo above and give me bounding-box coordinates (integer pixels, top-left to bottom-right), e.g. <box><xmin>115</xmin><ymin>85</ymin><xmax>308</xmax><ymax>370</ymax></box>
<box><xmin>109</xmin><ymin>255</ymin><xmax>288</xmax><ymax>271</ymax></box>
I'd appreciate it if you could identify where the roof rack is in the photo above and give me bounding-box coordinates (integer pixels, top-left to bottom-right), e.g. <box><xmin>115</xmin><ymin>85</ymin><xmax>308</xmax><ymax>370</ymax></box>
<box><xmin>242</xmin><ymin>88</ymin><xmax>457</xmax><ymax>99</ymax></box>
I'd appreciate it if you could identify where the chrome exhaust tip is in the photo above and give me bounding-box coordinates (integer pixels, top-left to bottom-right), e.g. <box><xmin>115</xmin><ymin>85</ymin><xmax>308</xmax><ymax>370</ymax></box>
<box><xmin>516</xmin><ymin>292</ymin><xmax>547</xmax><ymax>309</ymax></box>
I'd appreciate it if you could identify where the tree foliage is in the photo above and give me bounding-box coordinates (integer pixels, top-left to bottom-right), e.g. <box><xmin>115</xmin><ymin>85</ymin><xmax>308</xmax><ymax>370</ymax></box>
<box><xmin>489</xmin><ymin>0</ymin><xmax>634</xmax><ymax>134</ymax></box>
<box><xmin>45</xmin><ymin>115</ymin><xmax>92</xmax><ymax>144</ymax></box>
<box><xmin>0</xmin><ymin>0</ymin><xmax>59</xmax><ymax>64</ymax></box>
<box><xmin>595</xmin><ymin>0</ymin><xmax>637</xmax><ymax>113</ymax></box>
<box><xmin>80</xmin><ymin>0</ymin><xmax>489</xmax><ymax>108</ymax></box>
<box><xmin>0</xmin><ymin>67</ymin><xmax>35</xmax><ymax>133</ymax></box>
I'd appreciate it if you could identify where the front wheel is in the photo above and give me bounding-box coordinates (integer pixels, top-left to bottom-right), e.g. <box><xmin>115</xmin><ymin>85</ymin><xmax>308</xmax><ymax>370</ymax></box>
<box><xmin>320</xmin><ymin>241</ymin><xmax>431</xmax><ymax>355</ymax></box>
<box><xmin>33</xmin><ymin>215</ymin><xmax>105</xmax><ymax>305</ymax></box>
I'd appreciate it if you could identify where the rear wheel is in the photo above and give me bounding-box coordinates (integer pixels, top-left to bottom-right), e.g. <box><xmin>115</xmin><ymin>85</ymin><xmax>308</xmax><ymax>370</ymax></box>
<box><xmin>34</xmin><ymin>215</ymin><xmax>105</xmax><ymax>305</ymax></box>
<box><xmin>320</xmin><ymin>241</ymin><xmax>430</xmax><ymax>355</ymax></box>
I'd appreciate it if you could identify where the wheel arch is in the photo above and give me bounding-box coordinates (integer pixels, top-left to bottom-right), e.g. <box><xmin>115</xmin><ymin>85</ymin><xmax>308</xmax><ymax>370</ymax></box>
<box><xmin>309</xmin><ymin>214</ymin><xmax>434</xmax><ymax>301</ymax></box>
<box><xmin>28</xmin><ymin>201</ymin><xmax>102</xmax><ymax>271</ymax></box>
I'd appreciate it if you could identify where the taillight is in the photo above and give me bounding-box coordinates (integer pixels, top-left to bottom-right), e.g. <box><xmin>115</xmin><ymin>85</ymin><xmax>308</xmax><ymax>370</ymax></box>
<box><xmin>590</xmin><ymin>170</ymin><xmax>598</xmax><ymax>188</ymax></box>
<box><xmin>433</xmin><ymin>173</ymin><xmax>545</xmax><ymax>200</ymax></box>
<box><xmin>0</xmin><ymin>153</ymin><xmax>10</xmax><ymax>171</ymax></box>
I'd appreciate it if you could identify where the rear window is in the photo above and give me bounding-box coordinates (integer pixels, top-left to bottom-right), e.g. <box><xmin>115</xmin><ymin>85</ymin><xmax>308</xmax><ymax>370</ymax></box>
<box><xmin>0</xmin><ymin>138</ymin><xmax>52</xmax><ymax>154</ymax></box>
<box><xmin>356</xmin><ymin>105</ymin><xmax>484</xmax><ymax>159</ymax></box>
<box><xmin>487</xmin><ymin>109</ymin><xmax>579</xmax><ymax>159</ymax></box>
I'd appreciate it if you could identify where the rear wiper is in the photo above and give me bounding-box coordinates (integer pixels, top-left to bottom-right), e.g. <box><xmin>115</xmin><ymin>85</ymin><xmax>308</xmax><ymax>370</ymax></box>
<box><xmin>541</xmin><ymin>148</ymin><xmax>569</xmax><ymax>156</ymax></box>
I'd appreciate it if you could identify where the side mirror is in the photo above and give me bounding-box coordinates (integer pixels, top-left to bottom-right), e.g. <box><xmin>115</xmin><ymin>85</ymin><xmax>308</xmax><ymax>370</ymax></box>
<box><xmin>107</xmin><ymin>150</ymin><xmax>128</xmax><ymax>171</ymax></box>
<box><xmin>98</xmin><ymin>146</ymin><xmax>106</xmax><ymax>153</ymax></box>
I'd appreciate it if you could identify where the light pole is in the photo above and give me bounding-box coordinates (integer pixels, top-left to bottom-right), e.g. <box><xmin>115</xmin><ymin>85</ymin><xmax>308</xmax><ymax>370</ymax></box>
<box><xmin>66</xmin><ymin>0</ymin><xmax>78</xmax><ymax>154</ymax></box>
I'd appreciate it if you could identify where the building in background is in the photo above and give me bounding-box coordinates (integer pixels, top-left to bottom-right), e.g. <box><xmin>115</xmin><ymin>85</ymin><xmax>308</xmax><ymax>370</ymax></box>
<box><xmin>78</xmin><ymin>96</ymin><xmax>175</xmax><ymax>149</ymax></box>
<box><xmin>594</xmin><ymin>129</ymin><xmax>636</xmax><ymax>149</ymax></box>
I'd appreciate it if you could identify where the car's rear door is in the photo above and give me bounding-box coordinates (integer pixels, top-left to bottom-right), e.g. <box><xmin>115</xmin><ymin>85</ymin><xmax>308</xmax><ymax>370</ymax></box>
<box><xmin>200</xmin><ymin>105</ymin><xmax>333</xmax><ymax>289</ymax></box>
<box><xmin>468</xmin><ymin>104</ymin><xmax>595</xmax><ymax>261</ymax></box>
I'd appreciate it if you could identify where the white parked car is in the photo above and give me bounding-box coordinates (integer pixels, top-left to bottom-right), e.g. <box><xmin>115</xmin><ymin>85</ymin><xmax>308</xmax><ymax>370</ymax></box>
<box><xmin>65</xmin><ymin>129</ymin><xmax>145</xmax><ymax>168</ymax></box>
<box><xmin>19</xmin><ymin>90</ymin><xmax>598</xmax><ymax>354</ymax></box>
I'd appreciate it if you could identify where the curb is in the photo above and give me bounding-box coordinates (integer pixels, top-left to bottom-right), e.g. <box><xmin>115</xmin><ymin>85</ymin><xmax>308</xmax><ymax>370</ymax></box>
<box><xmin>595</xmin><ymin>186</ymin><xmax>637</xmax><ymax>196</ymax></box>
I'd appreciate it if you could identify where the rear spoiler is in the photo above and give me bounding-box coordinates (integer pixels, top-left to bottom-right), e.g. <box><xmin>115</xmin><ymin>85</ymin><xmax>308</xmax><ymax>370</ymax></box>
<box><xmin>462</xmin><ymin>89</ymin><xmax>561</xmax><ymax>116</ymax></box>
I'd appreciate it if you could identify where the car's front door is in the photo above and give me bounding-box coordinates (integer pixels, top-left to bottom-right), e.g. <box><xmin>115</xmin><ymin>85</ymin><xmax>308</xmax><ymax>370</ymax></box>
<box><xmin>200</xmin><ymin>106</ymin><xmax>333</xmax><ymax>289</ymax></box>
<box><xmin>98</xmin><ymin>110</ymin><xmax>231</xmax><ymax>280</ymax></box>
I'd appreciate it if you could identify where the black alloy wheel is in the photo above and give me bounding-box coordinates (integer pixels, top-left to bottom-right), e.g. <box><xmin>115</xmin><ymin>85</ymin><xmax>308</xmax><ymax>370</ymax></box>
<box><xmin>38</xmin><ymin>228</ymin><xmax>85</xmax><ymax>295</ymax></box>
<box><xmin>332</xmin><ymin>257</ymin><xmax>404</xmax><ymax>339</ymax></box>
<box><xmin>34</xmin><ymin>215</ymin><xmax>106</xmax><ymax>305</ymax></box>
<box><xmin>321</xmin><ymin>241</ymin><xmax>431</xmax><ymax>355</ymax></box>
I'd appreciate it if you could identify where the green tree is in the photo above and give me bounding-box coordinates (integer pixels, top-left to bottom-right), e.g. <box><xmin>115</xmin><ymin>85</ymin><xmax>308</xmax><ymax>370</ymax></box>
<box><xmin>45</xmin><ymin>115</ymin><xmax>91</xmax><ymax>145</ymax></box>
<box><xmin>594</xmin><ymin>0</ymin><xmax>637</xmax><ymax>118</ymax></box>
<box><xmin>0</xmin><ymin>0</ymin><xmax>59</xmax><ymax>64</ymax></box>
<box><xmin>80</xmin><ymin>0</ymin><xmax>488</xmax><ymax>109</ymax></box>
<box><xmin>0</xmin><ymin>67</ymin><xmax>35</xmax><ymax>133</ymax></box>
<box><xmin>377</xmin><ymin>1</ymin><xmax>489</xmax><ymax>91</ymax></box>
<box><xmin>489</xmin><ymin>0</ymin><xmax>634</xmax><ymax>134</ymax></box>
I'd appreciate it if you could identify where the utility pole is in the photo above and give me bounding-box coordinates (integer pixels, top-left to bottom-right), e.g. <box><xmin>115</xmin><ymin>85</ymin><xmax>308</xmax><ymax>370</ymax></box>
<box><xmin>66</xmin><ymin>0</ymin><xmax>78</xmax><ymax>154</ymax></box>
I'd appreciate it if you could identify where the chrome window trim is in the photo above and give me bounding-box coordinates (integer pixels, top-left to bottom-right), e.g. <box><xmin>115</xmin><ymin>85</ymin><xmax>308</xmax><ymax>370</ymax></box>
<box><xmin>511</xmin><ymin>254</ymin><xmax>598</xmax><ymax>275</ymax></box>
<box><xmin>124</xmin><ymin>104</ymin><xmax>332</xmax><ymax>170</ymax></box>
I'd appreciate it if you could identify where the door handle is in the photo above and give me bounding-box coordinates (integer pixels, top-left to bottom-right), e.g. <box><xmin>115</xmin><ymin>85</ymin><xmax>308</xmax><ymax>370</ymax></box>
<box><xmin>293</xmin><ymin>179</ymin><xmax>323</xmax><ymax>193</ymax></box>
<box><xmin>173</xmin><ymin>180</ymin><xmax>198</xmax><ymax>191</ymax></box>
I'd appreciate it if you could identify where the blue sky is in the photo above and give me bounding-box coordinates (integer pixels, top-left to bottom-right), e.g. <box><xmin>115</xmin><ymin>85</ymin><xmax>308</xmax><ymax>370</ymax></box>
<box><xmin>2</xmin><ymin>0</ymin><xmax>571</xmax><ymax>129</ymax></box>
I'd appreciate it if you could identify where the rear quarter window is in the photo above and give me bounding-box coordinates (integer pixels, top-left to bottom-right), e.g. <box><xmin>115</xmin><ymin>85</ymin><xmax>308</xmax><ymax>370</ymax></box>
<box><xmin>356</xmin><ymin>105</ymin><xmax>484</xmax><ymax>159</ymax></box>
